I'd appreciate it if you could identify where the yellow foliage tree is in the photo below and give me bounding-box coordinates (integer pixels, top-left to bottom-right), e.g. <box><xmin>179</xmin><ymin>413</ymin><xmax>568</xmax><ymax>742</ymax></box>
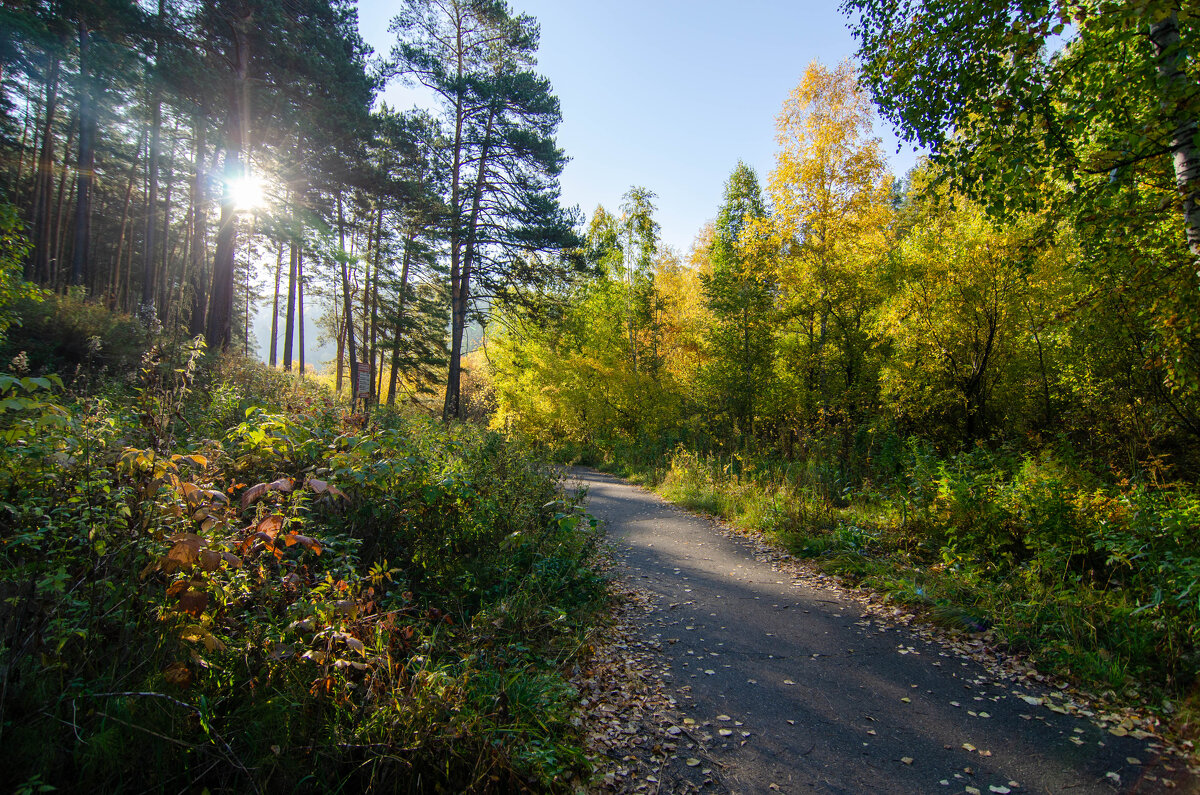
<box><xmin>876</xmin><ymin>173</ymin><xmax>1076</xmax><ymax>441</ymax></box>
<box><xmin>766</xmin><ymin>60</ymin><xmax>895</xmax><ymax>425</ymax></box>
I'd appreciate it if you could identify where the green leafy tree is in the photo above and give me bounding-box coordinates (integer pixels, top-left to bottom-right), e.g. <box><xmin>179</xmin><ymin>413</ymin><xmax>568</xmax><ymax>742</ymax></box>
<box><xmin>700</xmin><ymin>162</ymin><xmax>775</xmax><ymax>442</ymax></box>
<box><xmin>846</xmin><ymin>0</ymin><xmax>1200</xmax><ymax>415</ymax></box>
<box><xmin>767</xmin><ymin>60</ymin><xmax>894</xmax><ymax>427</ymax></box>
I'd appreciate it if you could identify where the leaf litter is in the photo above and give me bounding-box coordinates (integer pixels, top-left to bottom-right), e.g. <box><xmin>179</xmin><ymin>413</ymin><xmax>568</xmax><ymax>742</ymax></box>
<box><xmin>572</xmin><ymin>571</ymin><xmax>725</xmax><ymax>793</ymax></box>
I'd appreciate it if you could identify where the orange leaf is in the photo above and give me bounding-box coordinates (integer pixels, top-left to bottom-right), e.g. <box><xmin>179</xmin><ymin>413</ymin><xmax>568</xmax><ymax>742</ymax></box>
<box><xmin>163</xmin><ymin>661</ymin><xmax>192</xmax><ymax>688</ymax></box>
<box><xmin>293</xmin><ymin>534</ymin><xmax>322</xmax><ymax>554</ymax></box>
<box><xmin>179</xmin><ymin>589</ymin><xmax>208</xmax><ymax>617</ymax></box>
<box><xmin>239</xmin><ymin>483</ymin><xmax>268</xmax><ymax>510</ymax></box>
<box><xmin>199</xmin><ymin>550</ymin><xmax>222</xmax><ymax>572</ymax></box>
<box><xmin>257</xmin><ymin>514</ymin><xmax>284</xmax><ymax>538</ymax></box>
<box><xmin>162</xmin><ymin>533</ymin><xmax>202</xmax><ymax>572</ymax></box>
<box><xmin>239</xmin><ymin>478</ymin><xmax>295</xmax><ymax>511</ymax></box>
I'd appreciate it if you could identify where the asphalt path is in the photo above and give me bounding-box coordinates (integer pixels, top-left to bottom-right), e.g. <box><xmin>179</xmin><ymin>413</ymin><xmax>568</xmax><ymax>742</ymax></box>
<box><xmin>567</xmin><ymin>467</ymin><xmax>1197</xmax><ymax>795</ymax></box>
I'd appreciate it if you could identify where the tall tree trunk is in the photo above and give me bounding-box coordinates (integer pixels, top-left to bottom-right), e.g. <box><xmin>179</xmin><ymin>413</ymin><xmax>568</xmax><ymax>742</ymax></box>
<box><xmin>110</xmin><ymin>128</ymin><xmax>144</xmax><ymax>308</ymax></box>
<box><xmin>335</xmin><ymin>313</ymin><xmax>345</xmax><ymax>392</ymax></box>
<box><xmin>157</xmin><ymin>126</ymin><xmax>175</xmax><ymax>319</ymax></box>
<box><xmin>268</xmin><ymin>239</ymin><xmax>283</xmax><ymax>367</ymax></box>
<box><xmin>442</xmin><ymin>33</ymin><xmax>467</xmax><ymax>421</ymax></box>
<box><xmin>16</xmin><ymin>84</ymin><xmax>37</xmax><ymax>193</ymax></box>
<box><xmin>188</xmin><ymin>118</ymin><xmax>209</xmax><ymax>337</ymax></box>
<box><xmin>157</xmin><ymin>124</ymin><xmax>177</xmax><ymax>317</ymax></box>
<box><xmin>367</xmin><ymin>205</ymin><xmax>383</xmax><ymax>403</ymax></box>
<box><xmin>297</xmin><ymin>250</ymin><xmax>305</xmax><ymax>374</ymax></box>
<box><xmin>70</xmin><ymin>20</ymin><xmax>96</xmax><ymax>288</ymax></box>
<box><xmin>52</xmin><ymin>128</ymin><xmax>74</xmax><ymax>289</ymax></box>
<box><xmin>282</xmin><ymin>240</ymin><xmax>297</xmax><ymax>371</ymax></box>
<box><xmin>141</xmin><ymin>86</ymin><xmax>161</xmax><ymax>314</ymax></box>
<box><xmin>444</xmin><ymin>103</ymin><xmax>496</xmax><ymax>421</ymax></box>
<box><xmin>173</xmin><ymin>126</ymin><xmax>199</xmax><ymax>328</ymax></box>
<box><xmin>29</xmin><ymin>54</ymin><xmax>60</xmax><ymax>283</ymax></box>
<box><xmin>386</xmin><ymin>229</ymin><xmax>415</xmax><ymax>407</ymax></box>
<box><xmin>337</xmin><ymin>192</ymin><xmax>358</xmax><ymax>398</ymax></box>
<box><xmin>1149</xmin><ymin>14</ymin><xmax>1200</xmax><ymax>263</ymax></box>
<box><xmin>205</xmin><ymin>12</ymin><xmax>250</xmax><ymax>350</ymax></box>
<box><xmin>141</xmin><ymin>0</ymin><xmax>167</xmax><ymax>317</ymax></box>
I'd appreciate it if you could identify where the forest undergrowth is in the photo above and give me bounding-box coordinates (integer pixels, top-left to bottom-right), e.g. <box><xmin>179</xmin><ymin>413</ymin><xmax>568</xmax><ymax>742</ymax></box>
<box><xmin>0</xmin><ymin>303</ymin><xmax>609</xmax><ymax>794</ymax></box>
<box><xmin>571</xmin><ymin>433</ymin><xmax>1200</xmax><ymax>750</ymax></box>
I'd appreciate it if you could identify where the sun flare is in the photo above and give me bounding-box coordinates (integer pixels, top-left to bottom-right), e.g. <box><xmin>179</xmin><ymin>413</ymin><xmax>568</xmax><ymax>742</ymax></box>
<box><xmin>228</xmin><ymin>173</ymin><xmax>266</xmax><ymax>212</ymax></box>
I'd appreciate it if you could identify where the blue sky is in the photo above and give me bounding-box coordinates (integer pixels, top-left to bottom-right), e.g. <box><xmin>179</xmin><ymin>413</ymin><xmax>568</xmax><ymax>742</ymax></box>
<box><xmin>355</xmin><ymin>0</ymin><xmax>923</xmax><ymax>254</ymax></box>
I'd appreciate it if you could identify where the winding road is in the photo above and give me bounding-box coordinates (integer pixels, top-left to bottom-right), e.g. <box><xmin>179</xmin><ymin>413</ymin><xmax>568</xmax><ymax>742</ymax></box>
<box><xmin>568</xmin><ymin>467</ymin><xmax>1197</xmax><ymax>795</ymax></box>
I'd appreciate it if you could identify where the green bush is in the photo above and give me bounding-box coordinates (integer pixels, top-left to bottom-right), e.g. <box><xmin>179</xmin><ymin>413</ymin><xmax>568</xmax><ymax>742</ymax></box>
<box><xmin>0</xmin><ymin>350</ymin><xmax>607</xmax><ymax>793</ymax></box>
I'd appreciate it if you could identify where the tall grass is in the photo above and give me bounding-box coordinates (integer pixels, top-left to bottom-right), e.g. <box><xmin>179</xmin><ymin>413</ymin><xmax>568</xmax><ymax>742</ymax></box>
<box><xmin>632</xmin><ymin>440</ymin><xmax>1200</xmax><ymax>735</ymax></box>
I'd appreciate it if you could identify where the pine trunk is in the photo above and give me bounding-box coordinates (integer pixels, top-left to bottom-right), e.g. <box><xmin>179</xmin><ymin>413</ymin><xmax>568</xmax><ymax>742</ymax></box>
<box><xmin>141</xmin><ymin>90</ymin><xmax>161</xmax><ymax>314</ymax></box>
<box><xmin>337</xmin><ymin>192</ymin><xmax>358</xmax><ymax>398</ymax></box>
<box><xmin>386</xmin><ymin>229</ymin><xmax>415</xmax><ymax>406</ymax></box>
<box><xmin>268</xmin><ymin>239</ymin><xmax>283</xmax><ymax>367</ymax></box>
<box><xmin>283</xmin><ymin>240</ymin><xmax>297</xmax><ymax>371</ymax></box>
<box><xmin>30</xmin><ymin>54</ymin><xmax>59</xmax><ymax>283</ymax></box>
<box><xmin>205</xmin><ymin>13</ymin><xmax>250</xmax><ymax>350</ymax></box>
<box><xmin>188</xmin><ymin>118</ymin><xmax>209</xmax><ymax>337</ymax></box>
<box><xmin>297</xmin><ymin>250</ymin><xmax>305</xmax><ymax>374</ymax></box>
<box><xmin>109</xmin><ymin>128</ymin><xmax>143</xmax><ymax>308</ymax></box>
<box><xmin>70</xmin><ymin>20</ymin><xmax>95</xmax><ymax>288</ymax></box>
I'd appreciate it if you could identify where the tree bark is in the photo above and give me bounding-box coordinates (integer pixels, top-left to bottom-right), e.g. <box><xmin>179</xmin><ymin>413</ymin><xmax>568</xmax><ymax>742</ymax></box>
<box><xmin>205</xmin><ymin>11</ymin><xmax>251</xmax><ymax>350</ymax></box>
<box><xmin>297</xmin><ymin>250</ymin><xmax>305</xmax><ymax>374</ymax></box>
<box><xmin>157</xmin><ymin>124</ymin><xmax>177</xmax><ymax>317</ymax></box>
<box><xmin>50</xmin><ymin>116</ymin><xmax>75</xmax><ymax>287</ymax></box>
<box><xmin>268</xmin><ymin>238</ymin><xmax>283</xmax><ymax>367</ymax></box>
<box><xmin>283</xmin><ymin>240</ymin><xmax>297</xmax><ymax>371</ymax></box>
<box><xmin>1149</xmin><ymin>14</ymin><xmax>1200</xmax><ymax>263</ymax></box>
<box><xmin>367</xmin><ymin>205</ymin><xmax>383</xmax><ymax>404</ymax></box>
<box><xmin>444</xmin><ymin>102</ymin><xmax>497</xmax><ymax>421</ymax></box>
<box><xmin>337</xmin><ymin>192</ymin><xmax>358</xmax><ymax>398</ymax></box>
<box><xmin>188</xmin><ymin>117</ymin><xmax>209</xmax><ymax>337</ymax></box>
<box><xmin>30</xmin><ymin>54</ymin><xmax>60</xmax><ymax>283</ymax></box>
<box><xmin>70</xmin><ymin>20</ymin><xmax>96</xmax><ymax>288</ymax></box>
<box><xmin>110</xmin><ymin>128</ymin><xmax>144</xmax><ymax>309</ymax></box>
<box><xmin>141</xmin><ymin>83</ymin><xmax>162</xmax><ymax>314</ymax></box>
<box><xmin>386</xmin><ymin>229</ymin><xmax>415</xmax><ymax>407</ymax></box>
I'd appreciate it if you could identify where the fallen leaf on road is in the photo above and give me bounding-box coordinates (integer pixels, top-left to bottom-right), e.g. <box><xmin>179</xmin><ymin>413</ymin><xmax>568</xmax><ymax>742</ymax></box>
<box><xmin>901</xmin><ymin>757</ymin><xmax>913</xmax><ymax>765</ymax></box>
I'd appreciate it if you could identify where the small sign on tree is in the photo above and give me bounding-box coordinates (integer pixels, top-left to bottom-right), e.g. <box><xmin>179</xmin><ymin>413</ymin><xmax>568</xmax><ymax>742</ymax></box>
<box><xmin>354</xmin><ymin>362</ymin><xmax>370</xmax><ymax>399</ymax></box>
